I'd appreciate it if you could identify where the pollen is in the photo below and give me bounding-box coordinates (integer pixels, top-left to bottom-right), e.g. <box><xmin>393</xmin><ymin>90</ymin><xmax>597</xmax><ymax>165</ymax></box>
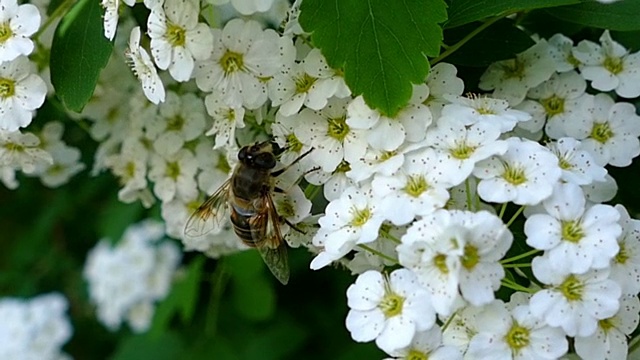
<box><xmin>461</xmin><ymin>243</ymin><xmax>479</xmax><ymax>270</ymax></box>
<box><xmin>294</xmin><ymin>73</ymin><xmax>317</xmax><ymax>94</ymax></box>
<box><xmin>559</xmin><ymin>274</ymin><xmax>584</xmax><ymax>301</ymax></box>
<box><xmin>603</xmin><ymin>56</ymin><xmax>623</xmax><ymax>75</ymax></box>
<box><xmin>561</xmin><ymin>220</ymin><xmax>584</xmax><ymax>243</ymax></box>
<box><xmin>433</xmin><ymin>253</ymin><xmax>449</xmax><ymax>274</ymax></box>
<box><xmin>614</xmin><ymin>242</ymin><xmax>629</xmax><ymax>264</ymax></box>
<box><xmin>220</xmin><ymin>50</ymin><xmax>244</xmax><ymax>75</ymax></box>
<box><xmin>541</xmin><ymin>95</ymin><xmax>565</xmax><ymax>116</ymax></box>
<box><xmin>590</xmin><ymin>122</ymin><xmax>614</xmax><ymax>144</ymax></box>
<box><xmin>558</xmin><ymin>156</ymin><xmax>573</xmax><ymax>170</ymax></box>
<box><xmin>501</xmin><ymin>58</ymin><xmax>526</xmax><ymax>80</ymax></box>
<box><xmin>598</xmin><ymin>317</ymin><xmax>614</xmax><ymax>332</ymax></box>
<box><xmin>503</xmin><ymin>164</ymin><xmax>527</xmax><ymax>185</ymax></box>
<box><xmin>404</xmin><ymin>175</ymin><xmax>428</xmax><ymax>198</ymax></box>
<box><xmin>350</xmin><ymin>207</ymin><xmax>371</xmax><ymax>227</ymax></box>
<box><xmin>166</xmin><ymin>23</ymin><xmax>186</xmax><ymax>47</ymax></box>
<box><xmin>405</xmin><ymin>349</ymin><xmax>427</xmax><ymax>360</ymax></box>
<box><xmin>327</xmin><ymin>116</ymin><xmax>349</xmax><ymax>141</ymax></box>
<box><xmin>0</xmin><ymin>22</ymin><xmax>13</xmax><ymax>44</ymax></box>
<box><xmin>450</xmin><ymin>142</ymin><xmax>476</xmax><ymax>160</ymax></box>
<box><xmin>166</xmin><ymin>115</ymin><xmax>185</xmax><ymax>131</ymax></box>
<box><xmin>378</xmin><ymin>291</ymin><xmax>404</xmax><ymax>318</ymax></box>
<box><xmin>286</xmin><ymin>133</ymin><xmax>303</xmax><ymax>153</ymax></box>
<box><xmin>0</xmin><ymin>78</ymin><xmax>16</xmax><ymax>98</ymax></box>
<box><xmin>505</xmin><ymin>323</ymin><xmax>530</xmax><ymax>351</ymax></box>
<box><xmin>166</xmin><ymin>161</ymin><xmax>181</xmax><ymax>179</ymax></box>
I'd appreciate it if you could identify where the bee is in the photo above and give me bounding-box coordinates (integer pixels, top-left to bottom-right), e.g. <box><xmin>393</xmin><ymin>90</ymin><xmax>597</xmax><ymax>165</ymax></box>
<box><xmin>184</xmin><ymin>141</ymin><xmax>312</xmax><ymax>285</ymax></box>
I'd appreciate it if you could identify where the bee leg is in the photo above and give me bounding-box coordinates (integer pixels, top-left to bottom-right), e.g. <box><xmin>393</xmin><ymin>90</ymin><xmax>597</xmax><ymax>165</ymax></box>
<box><xmin>283</xmin><ymin>217</ymin><xmax>306</xmax><ymax>234</ymax></box>
<box><xmin>270</xmin><ymin>147</ymin><xmax>315</xmax><ymax>177</ymax></box>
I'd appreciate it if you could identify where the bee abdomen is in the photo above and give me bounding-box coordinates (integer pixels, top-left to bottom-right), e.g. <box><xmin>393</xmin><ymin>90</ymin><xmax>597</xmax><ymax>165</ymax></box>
<box><xmin>230</xmin><ymin>208</ymin><xmax>258</xmax><ymax>247</ymax></box>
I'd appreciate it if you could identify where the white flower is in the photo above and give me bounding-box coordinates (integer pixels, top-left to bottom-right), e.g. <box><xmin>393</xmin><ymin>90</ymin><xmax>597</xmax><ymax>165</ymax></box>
<box><xmin>529</xmin><ymin>256</ymin><xmax>621</xmax><ymax>337</ymax></box>
<box><xmin>525</xmin><ymin>183</ymin><xmax>621</xmax><ymax>273</ymax></box>
<box><xmin>519</xmin><ymin>71</ymin><xmax>588</xmax><ymax>138</ymax></box>
<box><xmin>194</xmin><ymin>18</ymin><xmax>295</xmax><ymax>109</ymax></box>
<box><xmin>209</xmin><ymin>0</ymin><xmax>275</xmax><ymax>15</ymax></box>
<box><xmin>345</xmin><ymin>269</ymin><xmax>436</xmax><ymax>353</ymax></box>
<box><xmin>346</xmin><ymin>141</ymin><xmax>423</xmax><ymax>183</ymax></box>
<box><xmin>371</xmin><ymin>148</ymin><xmax>451</xmax><ymax>225</ymax></box>
<box><xmin>610</xmin><ymin>205</ymin><xmax>640</xmax><ymax>295</ymax></box>
<box><xmin>204</xmin><ymin>91</ymin><xmax>245</xmax><ymax>150</ymax></box>
<box><xmin>147</xmin><ymin>0</ymin><xmax>213</xmax><ymax>82</ymax></box>
<box><xmin>0</xmin><ymin>56</ymin><xmax>47</xmax><ymax>131</ymax></box>
<box><xmin>148</xmin><ymin>148</ymin><xmax>199</xmax><ymax>203</ymax></box>
<box><xmin>583</xmin><ymin>173</ymin><xmax>617</xmax><ymax>204</ymax></box>
<box><xmin>104</xmin><ymin>139</ymin><xmax>154</xmax><ymax>207</ymax></box>
<box><xmin>0</xmin><ymin>293</ymin><xmax>72</xmax><ymax>360</ymax></box>
<box><xmin>564</xmin><ymin>93</ymin><xmax>640</xmax><ymax>167</ymax></box>
<box><xmin>125</xmin><ymin>27</ymin><xmax>165</xmax><ymax>104</ymax></box>
<box><xmin>546</xmin><ymin>137</ymin><xmax>607</xmax><ymax>186</ymax></box>
<box><xmin>473</xmin><ymin>137</ymin><xmax>561</xmax><ymax>206</ymax></box>
<box><xmin>310</xmin><ymin>185</ymin><xmax>384</xmax><ymax>270</ymax></box>
<box><xmin>145</xmin><ymin>91</ymin><xmax>206</xmax><ymax>156</ymax></box>
<box><xmin>572</xmin><ymin>30</ymin><xmax>640</xmax><ymax>98</ymax></box>
<box><xmin>84</xmin><ymin>220</ymin><xmax>181</xmax><ymax>332</ymax></box>
<box><xmin>347</xmin><ymin>96</ymin><xmax>432</xmax><ymax>151</ymax></box>
<box><xmin>383</xmin><ymin>327</ymin><xmax>462</xmax><ymax>360</ymax></box>
<box><xmin>441</xmin><ymin>95</ymin><xmax>530</xmax><ymax>133</ymax></box>
<box><xmin>418</xmin><ymin>62</ymin><xmax>464</xmax><ymax>119</ymax></box>
<box><xmin>425</xmin><ymin>115</ymin><xmax>508</xmax><ymax>186</ymax></box>
<box><xmin>574</xmin><ymin>295</ymin><xmax>640</xmax><ymax>360</ymax></box>
<box><xmin>0</xmin><ymin>129</ymin><xmax>52</xmax><ymax>173</ymax></box>
<box><xmin>479</xmin><ymin>40</ymin><xmax>556</xmax><ymax>105</ymax></box>
<box><xmin>466</xmin><ymin>300</ymin><xmax>568</xmax><ymax>360</ymax></box>
<box><xmin>295</xmin><ymin>97</ymin><xmax>368</xmax><ymax>173</ymax></box>
<box><xmin>269</xmin><ymin>48</ymin><xmax>350</xmax><ymax>116</ymax></box>
<box><xmin>548</xmin><ymin>33</ymin><xmax>579</xmax><ymax>73</ymax></box>
<box><xmin>305</xmin><ymin>161</ymin><xmax>356</xmax><ymax>201</ymax></box>
<box><xmin>398</xmin><ymin>210</ymin><xmax>512</xmax><ymax>315</ymax></box>
<box><xmin>0</xmin><ymin>0</ymin><xmax>40</xmax><ymax>61</ymax></box>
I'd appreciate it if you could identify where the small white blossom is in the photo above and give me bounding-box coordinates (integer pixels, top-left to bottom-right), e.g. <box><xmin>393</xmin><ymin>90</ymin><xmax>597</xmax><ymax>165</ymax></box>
<box><xmin>530</xmin><ymin>256</ymin><xmax>621</xmax><ymax>337</ymax></box>
<box><xmin>610</xmin><ymin>205</ymin><xmax>640</xmax><ymax>295</ymax></box>
<box><xmin>148</xmin><ymin>148</ymin><xmax>199</xmax><ymax>203</ymax></box>
<box><xmin>441</xmin><ymin>95</ymin><xmax>530</xmax><ymax>133</ymax></box>
<box><xmin>204</xmin><ymin>91</ymin><xmax>245</xmax><ymax>150</ymax></box>
<box><xmin>0</xmin><ymin>0</ymin><xmax>40</xmax><ymax>61</ymax></box>
<box><xmin>147</xmin><ymin>0</ymin><xmax>213</xmax><ymax>82</ymax></box>
<box><xmin>473</xmin><ymin>137</ymin><xmax>561</xmax><ymax>206</ymax></box>
<box><xmin>573</xmin><ymin>30</ymin><xmax>640</xmax><ymax>98</ymax></box>
<box><xmin>383</xmin><ymin>327</ymin><xmax>462</xmax><ymax>360</ymax></box>
<box><xmin>345</xmin><ymin>269</ymin><xmax>436</xmax><ymax>353</ymax></box>
<box><xmin>418</xmin><ymin>62</ymin><xmax>465</xmax><ymax>118</ymax></box>
<box><xmin>0</xmin><ymin>56</ymin><xmax>47</xmax><ymax>131</ymax></box>
<box><xmin>546</xmin><ymin>137</ymin><xmax>607</xmax><ymax>185</ymax></box>
<box><xmin>548</xmin><ymin>33</ymin><xmax>579</xmax><ymax>73</ymax></box>
<box><xmin>0</xmin><ymin>129</ymin><xmax>52</xmax><ymax>173</ymax></box>
<box><xmin>125</xmin><ymin>27</ymin><xmax>165</xmax><ymax>104</ymax></box>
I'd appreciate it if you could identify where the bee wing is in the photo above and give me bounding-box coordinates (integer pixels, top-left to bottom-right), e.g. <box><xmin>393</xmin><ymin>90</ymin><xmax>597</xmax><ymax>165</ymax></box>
<box><xmin>184</xmin><ymin>179</ymin><xmax>231</xmax><ymax>238</ymax></box>
<box><xmin>250</xmin><ymin>192</ymin><xmax>290</xmax><ymax>285</ymax></box>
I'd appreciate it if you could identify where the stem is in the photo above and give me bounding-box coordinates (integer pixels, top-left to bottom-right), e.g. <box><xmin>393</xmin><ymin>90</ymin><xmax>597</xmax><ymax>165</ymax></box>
<box><xmin>304</xmin><ymin>183</ymin><xmax>321</xmax><ymax>201</ymax></box>
<box><xmin>357</xmin><ymin>244</ymin><xmax>399</xmax><ymax>264</ymax></box>
<box><xmin>34</xmin><ymin>0</ymin><xmax>77</xmax><ymax>42</ymax></box>
<box><xmin>440</xmin><ymin>309</ymin><xmax>458</xmax><ymax>332</ymax></box>
<box><xmin>205</xmin><ymin>259</ymin><xmax>228</xmax><ymax>337</ymax></box>
<box><xmin>464</xmin><ymin>178</ymin><xmax>473</xmax><ymax>211</ymax></box>
<box><xmin>430</xmin><ymin>15</ymin><xmax>503</xmax><ymax>65</ymax></box>
<box><xmin>629</xmin><ymin>334</ymin><xmax>640</xmax><ymax>355</ymax></box>
<box><xmin>380</xmin><ymin>228</ymin><xmax>401</xmax><ymax>244</ymax></box>
<box><xmin>505</xmin><ymin>205</ymin><xmax>525</xmax><ymax>228</ymax></box>
<box><xmin>501</xmin><ymin>249</ymin><xmax>540</xmax><ymax>264</ymax></box>
<box><xmin>502</xmin><ymin>263</ymin><xmax>532</xmax><ymax>269</ymax></box>
<box><xmin>501</xmin><ymin>278</ymin><xmax>535</xmax><ymax>293</ymax></box>
<box><xmin>498</xmin><ymin>202</ymin><xmax>507</xmax><ymax>219</ymax></box>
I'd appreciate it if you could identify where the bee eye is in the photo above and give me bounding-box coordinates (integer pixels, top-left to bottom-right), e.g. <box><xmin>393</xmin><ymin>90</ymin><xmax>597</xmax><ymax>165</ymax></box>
<box><xmin>255</xmin><ymin>153</ymin><xmax>276</xmax><ymax>169</ymax></box>
<box><xmin>238</xmin><ymin>146</ymin><xmax>248</xmax><ymax>161</ymax></box>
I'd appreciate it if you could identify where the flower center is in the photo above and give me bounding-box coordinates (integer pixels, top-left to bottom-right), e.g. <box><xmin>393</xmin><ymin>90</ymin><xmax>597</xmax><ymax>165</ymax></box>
<box><xmin>505</xmin><ymin>323</ymin><xmax>530</xmax><ymax>351</ymax></box>
<box><xmin>541</xmin><ymin>95</ymin><xmax>565</xmax><ymax>116</ymax></box>
<box><xmin>0</xmin><ymin>78</ymin><xmax>16</xmax><ymax>98</ymax></box>
<box><xmin>590</xmin><ymin>122</ymin><xmax>614</xmax><ymax>144</ymax></box>
<box><xmin>4</xmin><ymin>142</ymin><xmax>23</xmax><ymax>152</ymax></box>
<box><xmin>220</xmin><ymin>50</ymin><xmax>244</xmax><ymax>75</ymax></box>
<box><xmin>558</xmin><ymin>156</ymin><xmax>573</xmax><ymax>170</ymax></box>
<box><xmin>503</xmin><ymin>164</ymin><xmax>527</xmax><ymax>185</ymax></box>
<box><xmin>277</xmin><ymin>199</ymin><xmax>295</xmax><ymax>218</ymax></box>
<box><xmin>224</xmin><ymin>108</ymin><xmax>237</xmax><ymax>123</ymax></box>
<box><xmin>167</xmin><ymin>115</ymin><xmax>185</xmax><ymax>131</ymax></box>
<box><xmin>124</xmin><ymin>161</ymin><xmax>137</xmax><ymax>180</ymax></box>
<box><xmin>461</xmin><ymin>243</ymin><xmax>479</xmax><ymax>270</ymax></box>
<box><xmin>335</xmin><ymin>160</ymin><xmax>351</xmax><ymax>173</ymax></box>
<box><xmin>166</xmin><ymin>161</ymin><xmax>181</xmax><ymax>179</ymax></box>
<box><xmin>404</xmin><ymin>175</ymin><xmax>428</xmax><ymax>198</ymax></box>
<box><xmin>406</xmin><ymin>349</ymin><xmax>427</xmax><ymax>360</ymax></box>
<box><xmin>603</xmin><ymin>56</ymin><xmax>623</xmax><ymax>75</ymax></box>
<box><xmin>379</xmin><ymin>150</ymin><xmax>396</xmax><ymax>162</ymax></box>
<box><xmin>166</xmin><ymin>23</ymin><xmax>186</xmax><ymax>47</ymax></box>
<box><xmin>286</xmin><ymin>133</ymin><xmax>303</xmax><ymax>153</ymax></box>
<box><xmin>294</xmin><ymin>73</ymin><xmax>317</xmax><ymax>94</ymax></box>
<box><xmin>559</xmin><ymin>274</ymin><xmax>583</xmax><ymax>301</ymax></box>
<box><xmin>350</xmin><ymin>207</ymin><xmax>371</xmax><ymax>227</ymax></box>
<box><xmin>450</xmin><ymin>142</ymin><xmax>476</xmax><ymax>160</ymax></box>
<box><xmin>327</xmin><ymin>116</ymin><xmax>349</xmax><ymax>141</ymax></box>
<box><xmin>561</xmin><ymin>220</ymin><xmax>584</xmax><ymax>243</ymax></box>
<box><xmin>0</xmin><ymin>22</ymin><xmax>13</xmax><ymax>44</ymax></box>
<box><xmin>614</xmin><ymin>242</ymin><xmax>629</xmax><ymax>264</ymax></box>
<box><xmin>378</xmin><ymin>291</ymin><xmax>404</xmax><ymax>318</ymax></box>
<box><xmin>501</xmin><ymin>58</ymin><xmax>526</xmax><ymax>79</ymax></box>
<box><xmin>598</xmin><ymin>317</ymin><xmax>614</xmax><ymax>332</ymax></box>
<box><xmin>434</xmin><ymin>253</ymin><xmax>449</xmax><ymax>274</ymax></box>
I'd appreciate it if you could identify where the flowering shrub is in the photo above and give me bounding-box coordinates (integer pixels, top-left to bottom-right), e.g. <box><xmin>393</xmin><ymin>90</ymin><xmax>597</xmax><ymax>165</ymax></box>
<box><xmin>3</xmin><ymin>0</ymin><xmax>640</xmax><ymax>358</ymax></box>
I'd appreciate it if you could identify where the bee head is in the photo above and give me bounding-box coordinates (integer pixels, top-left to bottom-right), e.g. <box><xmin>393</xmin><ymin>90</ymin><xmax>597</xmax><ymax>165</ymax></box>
<box><xmin>238</xmin><ymin>142</ymin><xmax>277</xmax><ymax>169</ymax></box>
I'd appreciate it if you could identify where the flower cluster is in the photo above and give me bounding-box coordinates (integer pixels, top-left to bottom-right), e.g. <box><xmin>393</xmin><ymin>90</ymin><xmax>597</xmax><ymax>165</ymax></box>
<box><xmin>83</xmin><ymin>219</ymin><xmax>181</xmax><ymax>332</ymax></box>
<box><xmin>0</xmin><ymin>293</ymin><xmax>73</xmax><ymax>359</ymax></box>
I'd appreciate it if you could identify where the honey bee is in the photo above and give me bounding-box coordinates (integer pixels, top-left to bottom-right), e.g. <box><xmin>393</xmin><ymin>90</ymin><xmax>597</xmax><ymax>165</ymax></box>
<box><xmin>184</xmin><ymin>141</ymin><xmax>312</xmax><ymax>285</ymax></box>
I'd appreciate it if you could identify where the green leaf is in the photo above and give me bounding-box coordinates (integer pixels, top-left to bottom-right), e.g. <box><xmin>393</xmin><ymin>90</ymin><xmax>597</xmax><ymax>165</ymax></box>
<box><xmin>547</xmin><ymin>1</ymin><xmax>640</xmax><ymax>31</ymax></box>
<box><xmin>97</xmin><ymin>197</ymin><xmax>144</xmax><ymax>244</ymax></box>
<box><xmin>110</xmin><ymin>332</ymin><xmax>185</xmax><ymax>360</ymax></box>
<box><xmin>446</xmin><ymin>0</ymin><xmax>580</xmax><ymax>28</ymax></box>
<box><xmin>241</xmin><ymin>318</ymin><xmax>308</xmax><ymax>360</ymax></box>
<box><xmin>443</xmin><ymin>19</ymin><xmax>534</xmax><ymax>67</ymax></box>
<box><xmin>50</xmin><ymin>0</ymin><xmax>113</xmax><ymax>112</ymax></box>
<box><xmin>299</xmin><ymin>0</ymin><xmax>447</xmax><ymax>117</ymax></box>
<box><xmin>230</xmin><ymin>275</ymin><xmax>276</xmax><ymax>321</ymax></box>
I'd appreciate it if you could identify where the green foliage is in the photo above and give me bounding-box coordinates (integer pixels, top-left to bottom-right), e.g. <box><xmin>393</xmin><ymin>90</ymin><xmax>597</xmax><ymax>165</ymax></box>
<box><xmin>446</xmin><ymin>0</ymin><xmax>580</xmax><ymax>28</ymax></box>
<box><xmin>110</xmin><ymin>332</ymin><xmax>186</xmax><ymax>360</ymax></box>
<box><xmin>50</xmin><ymin>0</ymin><xmax>113</xmax><ymax>112</ymax></box>
<box><xmin>299</xmin><ymin>0</ymin><xmax>447</xmax><ymax>117</ymax></box>
<box><xmin>548</xmin><ymin>1</ymin><xmax>640</xmax><ymax>31</ymax></box>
